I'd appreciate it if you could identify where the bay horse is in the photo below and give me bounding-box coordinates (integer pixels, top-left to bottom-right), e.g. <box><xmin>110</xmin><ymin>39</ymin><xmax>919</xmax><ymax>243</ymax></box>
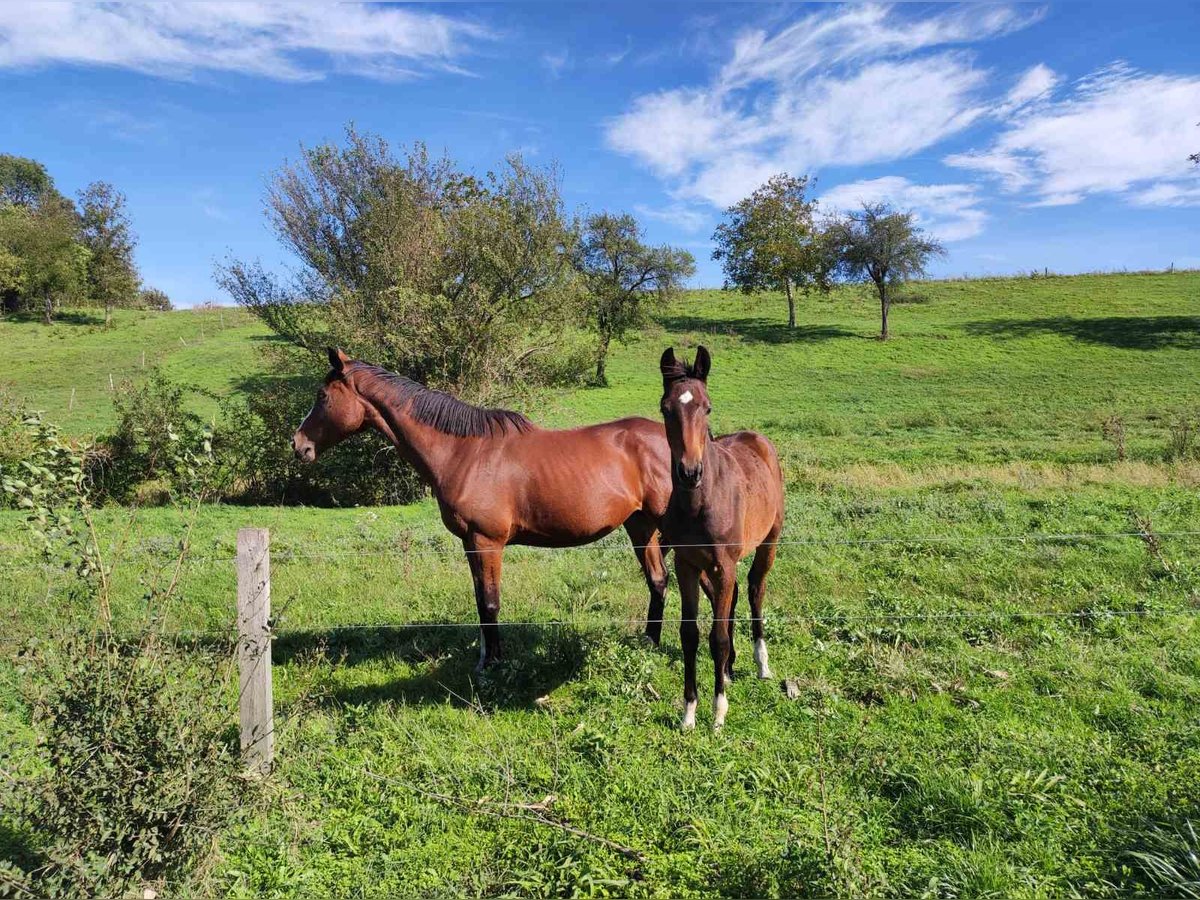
<box><xmin>292</xmin><ymin>348</ymin><xmax>676</xmax><ymax>670</ymax></box>
<box><xmin>659</xmin><ymin>346</ymin><xmax>785</xmax><ymax>730</ymax></box>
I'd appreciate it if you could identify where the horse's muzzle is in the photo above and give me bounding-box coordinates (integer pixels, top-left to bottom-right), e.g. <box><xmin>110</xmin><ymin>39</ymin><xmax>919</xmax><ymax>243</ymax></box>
<box><xmin>674</xmin><ymin>460</ymin><xmax>703</xmax><ymax>488</ymax></box>
<box><xmin>292</xmin><ymin>433</ymin><xmax>317</xmax><ymax>463</ymax></box>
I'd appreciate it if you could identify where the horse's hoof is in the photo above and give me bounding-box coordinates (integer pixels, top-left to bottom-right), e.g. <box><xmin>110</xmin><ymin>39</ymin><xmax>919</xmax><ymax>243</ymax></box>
<box><xmin>757</xmin><ymin>668</ymin><xmax>774</xmax><ymax>681</ymax></box>
<box><xmin>681</xmin><ymin>700</ymin><xmax>697</xmax><ymax>731</ymax></box>
<box><xmin>639</xmin><ymin>633</ymin><xmax>660</xmax><ymax>649</ymax></box>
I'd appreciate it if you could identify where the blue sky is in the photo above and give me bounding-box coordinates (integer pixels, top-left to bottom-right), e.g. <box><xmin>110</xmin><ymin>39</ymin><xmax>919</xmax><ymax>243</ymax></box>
<box><xmin>1</xmin><ymin>2</ymin><xmax>1198</xmax><ymax>306</ymax></box>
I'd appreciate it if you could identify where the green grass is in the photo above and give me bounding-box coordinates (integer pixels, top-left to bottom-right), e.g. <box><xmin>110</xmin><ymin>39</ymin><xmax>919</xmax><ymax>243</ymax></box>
<box><xmin>2</xmin><ymin>271</ymin><xmax>1200</xmax><ymax>896</ymax></box>
<box><xmin>0</xmin><ymin>306</ymin><xmax>268</xmax><ymax>436</ymax></box>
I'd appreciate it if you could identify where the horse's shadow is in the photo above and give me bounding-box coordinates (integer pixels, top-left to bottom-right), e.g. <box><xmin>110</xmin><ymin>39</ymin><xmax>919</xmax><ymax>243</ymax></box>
<box><xmin>272</xmin><ymin>623</ymin><xmax>590</xmax><ymax>711</ymax></box>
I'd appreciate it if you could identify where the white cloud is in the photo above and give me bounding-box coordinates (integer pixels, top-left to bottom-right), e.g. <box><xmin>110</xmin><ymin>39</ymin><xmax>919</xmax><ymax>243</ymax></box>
<box><xmin>0</xmin><ymin>2</ymin><xmax>493</xmax><ymax>81</ymax></box>
<box><xmin>820</xmin><ymin>176</ymin><xmax>987</xmax><ymax>241</ymax></box>
<box><xmin>1000</xmin><ymin>63</ymin><xmax>1060</xmax><ymax>113</ymax></box>
<box><xmin>946</xmin><ymin>63</ymin><xmax>1200</xmax><ymax>207</ymax></box>
<box><xmin>606</xmin><ymin>4</ymin><xmax>1034</xmax><ymax>208</ymax></box>
<box><xmin>633</xmin><ymin>203</ymin><xmax>711</xmax><ymax>233</ymax></box>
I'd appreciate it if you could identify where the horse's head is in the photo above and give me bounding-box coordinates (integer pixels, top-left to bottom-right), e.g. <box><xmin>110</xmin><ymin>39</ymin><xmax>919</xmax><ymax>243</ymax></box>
<box><xmin>292</xmin><ymin>348</ymin><xmax>368</xmax><ymax>463</ymax></box>
<box><xmin>659</xmin><ymin>345</ymin><xmax>712</xmax><ymax>489</ymax></box>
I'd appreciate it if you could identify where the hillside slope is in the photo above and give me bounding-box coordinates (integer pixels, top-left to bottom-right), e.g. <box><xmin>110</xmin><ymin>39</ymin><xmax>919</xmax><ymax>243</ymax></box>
<box><xmin>1</xmin><ymin>271</ymin><xmax>1196</xmax><ymax>467</ymax></box>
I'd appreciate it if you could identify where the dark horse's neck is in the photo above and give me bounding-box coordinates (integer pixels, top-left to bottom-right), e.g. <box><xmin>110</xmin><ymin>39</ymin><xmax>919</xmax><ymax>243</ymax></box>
<box><xmin>348</xmin><ymin>364</ymin><xmax>534</xmax><ymax>497</ymax></box>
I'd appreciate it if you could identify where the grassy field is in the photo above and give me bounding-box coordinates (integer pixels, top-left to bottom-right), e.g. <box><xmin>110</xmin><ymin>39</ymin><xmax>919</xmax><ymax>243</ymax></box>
<box><xmin>2</xmin><ymin>271</ymin><xmax>1200</xmax><ymax>896</ymax></box>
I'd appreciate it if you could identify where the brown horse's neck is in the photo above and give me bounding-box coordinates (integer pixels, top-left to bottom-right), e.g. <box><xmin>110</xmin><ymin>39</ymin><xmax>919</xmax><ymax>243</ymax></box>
<box><xmin>352</xmin><ymin>377</ymin><xmax>468</xmax><ymax>497</ymax></box>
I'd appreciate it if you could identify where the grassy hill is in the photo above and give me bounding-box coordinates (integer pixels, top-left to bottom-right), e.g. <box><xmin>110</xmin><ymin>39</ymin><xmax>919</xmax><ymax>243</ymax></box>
<box><xmin>2</xmin><ymin>271</ymin><xmax>1199</xmax><ymax>896</ymax></box>
<box><xmin>3</xmin><ymin>271</ymin><xmax>1197</xmax><ymax>468</ymax></box>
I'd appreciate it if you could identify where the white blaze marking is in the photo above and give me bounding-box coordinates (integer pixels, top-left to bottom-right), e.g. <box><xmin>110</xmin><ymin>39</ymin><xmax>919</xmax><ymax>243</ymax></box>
<box><xmin>754</xmin><ymin>639</ymin><xmax>772</xmax><ymax>680</ymax></box>
<box><xmin>681</xmin><ymin>700</ymin><xmax>697</xmax><ymax>731</ymax></box>
<box><xmin>679</xmin><ymin>390</ymin><xmax>693</xmax><ymax>405</ymax></box>
<box><xmin>713</xmin><ymin>693</ymin><xmax>728</xmax><ymax>729</ymax></box>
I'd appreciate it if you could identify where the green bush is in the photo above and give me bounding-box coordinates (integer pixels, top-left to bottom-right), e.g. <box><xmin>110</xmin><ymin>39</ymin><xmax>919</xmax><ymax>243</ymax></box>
<box><xmin>1</xmin><ymin>632</ymin><xmax>237</xmax><ymax>899</ymax></box>
<box><xmin>98</xmin><ymin>370</ymin><xmax>211</xmax><ymax>504</ymax></box>
<box><xmin>213</xmin><ymin>371</ymin><xmax>425</xmax><ymax>507</ymax></box>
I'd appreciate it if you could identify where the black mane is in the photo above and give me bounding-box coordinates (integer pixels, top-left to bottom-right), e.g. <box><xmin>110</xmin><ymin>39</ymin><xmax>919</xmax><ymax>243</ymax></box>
<box><xmin>348</xmin><ymin>363</ymin><xmax>534</xmax><ymax>438</ymax></box>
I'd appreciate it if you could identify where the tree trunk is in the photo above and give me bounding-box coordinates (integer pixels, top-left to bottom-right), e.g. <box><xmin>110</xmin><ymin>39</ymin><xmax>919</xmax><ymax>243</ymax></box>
<box><xmin>785</xmin><ymin>280</ymin><xmax>795</xmax><ymax>329</ymax></box>
<box><xmin>878</xmin><ymin>283</ymin><xmax>889</xmax><ymax>340</ymax></box>
<box><xmin>595</xmin><ymin>334</ymin><xmax>611</xmax><ymax>386</ymax></box>
<box><xmin>43</xmin><ymin>295</ymin><xmax>53</xmax><ymax>326</ymax></box>
<box><xmin>105</xmin><ymin>302</ymin><xmax>112</xmax><ymax>326</ymax></box>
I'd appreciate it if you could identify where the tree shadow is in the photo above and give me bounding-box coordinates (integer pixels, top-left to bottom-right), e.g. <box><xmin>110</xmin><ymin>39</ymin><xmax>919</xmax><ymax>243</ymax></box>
<box><xmin>963</xmin><ymin>315</ymin><xmax>1200</xmax><ymax>350</ymax></box>
<box><xmin>657</xmin><ymin>313</ymin><xmax>856</xmax><ymax>345</ymax></box>
<box><xmin>271</xmin><ymin>623</ymin><xmax>590</xmax><ymax>711</ymax></box>
<box><xmin>0</xmin><ymin>309</ymin><xmax>105</xmax><ymax>327</ymax></box>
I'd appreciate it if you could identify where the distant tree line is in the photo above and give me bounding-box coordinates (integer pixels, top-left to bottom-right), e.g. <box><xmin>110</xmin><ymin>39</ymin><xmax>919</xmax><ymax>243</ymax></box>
<box><xmin>0</xmin><ymin>154</ymin><xmax>172</xmax><ymax>323</ymax></box>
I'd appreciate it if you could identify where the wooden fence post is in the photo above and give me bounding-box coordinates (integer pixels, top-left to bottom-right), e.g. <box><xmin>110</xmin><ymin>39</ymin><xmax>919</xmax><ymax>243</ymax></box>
<box><xmin>237</xmin><ymin>527</ymin><xmax>274</xmax><ymax>774</ymax></box>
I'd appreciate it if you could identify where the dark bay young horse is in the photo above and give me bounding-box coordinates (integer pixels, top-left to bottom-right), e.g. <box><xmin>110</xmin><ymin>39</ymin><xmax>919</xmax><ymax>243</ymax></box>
<box><xmin>292</xmin><ymin>348</ymin><xmax>676</xmax><ymax>670</ymax></box>
<box><xmin>659</xmin><ymin>346</ymin><xmax>785</xmax><ymax>730</ymax></box>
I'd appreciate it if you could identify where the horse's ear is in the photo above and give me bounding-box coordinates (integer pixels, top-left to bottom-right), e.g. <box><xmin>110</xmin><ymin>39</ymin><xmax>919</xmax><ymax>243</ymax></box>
<box><xmin>693</xmin><ymin>345</ymin><xmax>711</xmax><ymax>382</ymax></box>
<box><xmin>327</xmin><ymin>347</ymin><xmax>349</xmax><ymax>374</ymax></box>
<box><xmin>660</xmin><ymin>347</ymin><xmax>680</xmax><ymax>386</ymax></box>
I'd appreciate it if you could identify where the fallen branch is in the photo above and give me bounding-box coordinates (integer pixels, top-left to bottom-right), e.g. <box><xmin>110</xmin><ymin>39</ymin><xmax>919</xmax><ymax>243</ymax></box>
<box><xmin>360</xmin><ymin>767</ymin><xmax>646</xmax><ymax>863</ymax></box>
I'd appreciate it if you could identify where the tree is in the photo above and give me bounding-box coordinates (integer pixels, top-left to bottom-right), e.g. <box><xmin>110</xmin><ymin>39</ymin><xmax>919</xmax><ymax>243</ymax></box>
<box><xmin>137</xmin><ymin>286</ymin><xmax>173</xmax><ymax>311</ymax></box>
<box><xmin>218</xmin><ymin>126</ymin><xmax>585</xmax><ymax>401</ymax></box>
<box><xmin>711</xmin><ymin>173</ymin><xmax>829</xmax><ymax>328</ymax></box>
<box><xmin>574</xmin><ymin>212</ymin><xmax>694</xmax><ymax>384</ymax></box>
<box><xmin>0</xmin><ymin>154</ymin><xmax>57</xmax><ymax>209</ymax></box>
<box><xmin>0</xmin><ymin>198</ymin><xmax>87</xmax><ymax>322</ymax></box>
<box><xmin>824</xmin><ymin>203</ymin><xmax>945</xmax><ymax>340</ymax></box>
<box><xmin>77</xmin><ymin>182</ymin><xmax>139</xmax><ymax>325</ymax></box>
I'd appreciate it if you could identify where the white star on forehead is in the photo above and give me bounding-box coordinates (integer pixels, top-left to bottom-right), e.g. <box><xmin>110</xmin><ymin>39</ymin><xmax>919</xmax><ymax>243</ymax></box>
<box><xmin>679</xmin><ymin>391</ymin><xmax>693</xmax><ymax>405</ymax></box>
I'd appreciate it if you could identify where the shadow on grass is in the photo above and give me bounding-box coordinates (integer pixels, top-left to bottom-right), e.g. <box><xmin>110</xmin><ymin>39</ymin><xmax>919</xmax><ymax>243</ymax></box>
<box><xmin>0</xmin><ymin>309</ymin><xmax>105</xmax><ymax>327</ymax></box>
<box><xmin>657</xmin><ymin>313</ymin><xmax>856</xmax><ymax>345</ymax></box>
<box><xmin>963</xmin><ymin>315</ymin><xmax>1200</xmax><ymax>350</ymax></box>
<box><xmin>272</xmin><ymin>623</ymin><xmax>590</xmax><ymax>711</ymax></box>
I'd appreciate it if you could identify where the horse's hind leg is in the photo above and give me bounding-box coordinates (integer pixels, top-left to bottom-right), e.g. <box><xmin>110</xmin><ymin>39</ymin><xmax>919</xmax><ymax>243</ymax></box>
<box><xmin>748</xmin><ymin>538</ymin><xmax>777</xmax><ymax>680</ymax></box>
<box><xmin>465</xmin><ymin>534</ymin><xmax>504</xmax><ymax>672</ymax></box>
<box><xmin>626</xmin><ymin>514</ymin><xmax>669</xmax><ymax>646</ymax></box>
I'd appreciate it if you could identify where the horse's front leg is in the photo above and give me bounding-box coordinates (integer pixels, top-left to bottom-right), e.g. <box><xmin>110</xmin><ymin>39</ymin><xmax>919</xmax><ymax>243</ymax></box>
<box><xmin>709</xmin><ymin>559</ymin><xmax>737</xmax><ymax>730</ymax></box>
<box><xmin>465</xmin><ymin>534</ymin><xmax>504</xmax><ymax>672</ymax></box>
<box><xmin>626</xmin><ymin>514</ymin><xmax>669</xmax><ymax>646</ymax></box>
<box><xmin>675</xmin><ymin>557</ymin><xmax>702</xmax><ymax>730</ymax></box>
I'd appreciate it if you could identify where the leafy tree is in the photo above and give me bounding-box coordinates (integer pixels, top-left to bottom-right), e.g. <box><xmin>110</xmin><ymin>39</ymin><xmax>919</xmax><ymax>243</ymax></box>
<box><xmin>77</xmin><ymin>182</ymin><xmax>139</xmax><ymax>324</ymax></box>
<box><xmin>711</xmin><ymin>173</ymin><xmax>828</xmax><ymax>328</ymax></box>
<box><xmin>0</xmin><ymin>199</ymin><xmax>87</xmax><ymax>322</ymax></box>
<box><xmin>137</xmin><ymin>286</ymin><xmax>173</xmax><ymax>310</ymax></box>
<box><xmin>824</xmin><ymin>202</ymin><xmax>945</xmax><ymax>340</ymax></box>
<box><xmin>0</xmin><ymin>154</ymin><xmax>57</xmax><ymax>209</ymax></box>
<box><xmin>218</xmin><ymin>125</ymin><xmax>585</xmax><ymax>401</ymax></box>
<box><xmin>574</xmin><ymin>212</ymin><xmax>694</xmax><ymax>384</ymax></box>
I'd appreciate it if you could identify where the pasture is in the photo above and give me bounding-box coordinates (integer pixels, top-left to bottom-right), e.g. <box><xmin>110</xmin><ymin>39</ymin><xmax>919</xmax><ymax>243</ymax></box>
<box><xmin>2</xmin><ymin>271</ymin><xmax>1199</xmax><ymax>896</ymax></box>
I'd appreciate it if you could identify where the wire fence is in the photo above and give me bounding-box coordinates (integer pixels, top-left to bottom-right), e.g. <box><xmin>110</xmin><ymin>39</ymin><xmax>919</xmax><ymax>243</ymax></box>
<box><xmin>0</xmin><ymin>525</ymin><xmax>1196</xmax><ymax>647</ymax></box>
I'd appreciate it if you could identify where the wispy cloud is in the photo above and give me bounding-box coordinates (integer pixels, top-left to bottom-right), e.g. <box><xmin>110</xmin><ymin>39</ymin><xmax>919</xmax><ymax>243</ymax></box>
<box><xmin>541</xmin><ymin>48</ymin><xmax>571</xmax><ymax>79</ymax></box>
<box><xmin>633</xmin><ymin>203</ymin><xmax>711</xmax><ymax>233</ymax></box>
<box><xmin>947</xmin><ymin>63</ymin><xmax>1200</xmax><ymax>208</ymax></box>
<box><xmin>0</xmin><ymin>2</ymin><xmax>494</xmax><ymax>81</ymax></box>
<box><xmin>606</xmin><ymin>4</ymin><xmax>1040</xmax><ymax>208</ymax></box>
<box><xmin>819</xmin><ymin>177</ymin><xmax>987</xmax><ymax>242</ymax></box>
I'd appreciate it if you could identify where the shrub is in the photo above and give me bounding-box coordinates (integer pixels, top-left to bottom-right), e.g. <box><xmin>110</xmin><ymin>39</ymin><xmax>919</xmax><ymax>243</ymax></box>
<box><xmin>213</xmin><ymin>368</ymin><xmax>425</xmax><ymax>506</ymax></box>
<box><xmin>1166</xmin><ymin>410</ymin><xmax>1199</xmax><ymax>461</ymax></box>
<box><xmin>99</xmin><ymin>370</ymin><xmax>211</xmax><ymax>503</ymax></box>
<box><xmin>1</xmin><ymin>632</ymin><xmax>237</xmax><ymax>899</ymax></box>
<box><xmin>0</xmin><ymin>408</ymin><xmax>235</xmax><ymax>898</ymax></box>
<box><xmin>137</xmin><ymin>285</ymin><xmax>173</xmax><ymax>310</ymax></box>
<box><xmin>1101</xmin><ymin>413</ymin><xmax>1127</xmax><ymax>461</ymax></box>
